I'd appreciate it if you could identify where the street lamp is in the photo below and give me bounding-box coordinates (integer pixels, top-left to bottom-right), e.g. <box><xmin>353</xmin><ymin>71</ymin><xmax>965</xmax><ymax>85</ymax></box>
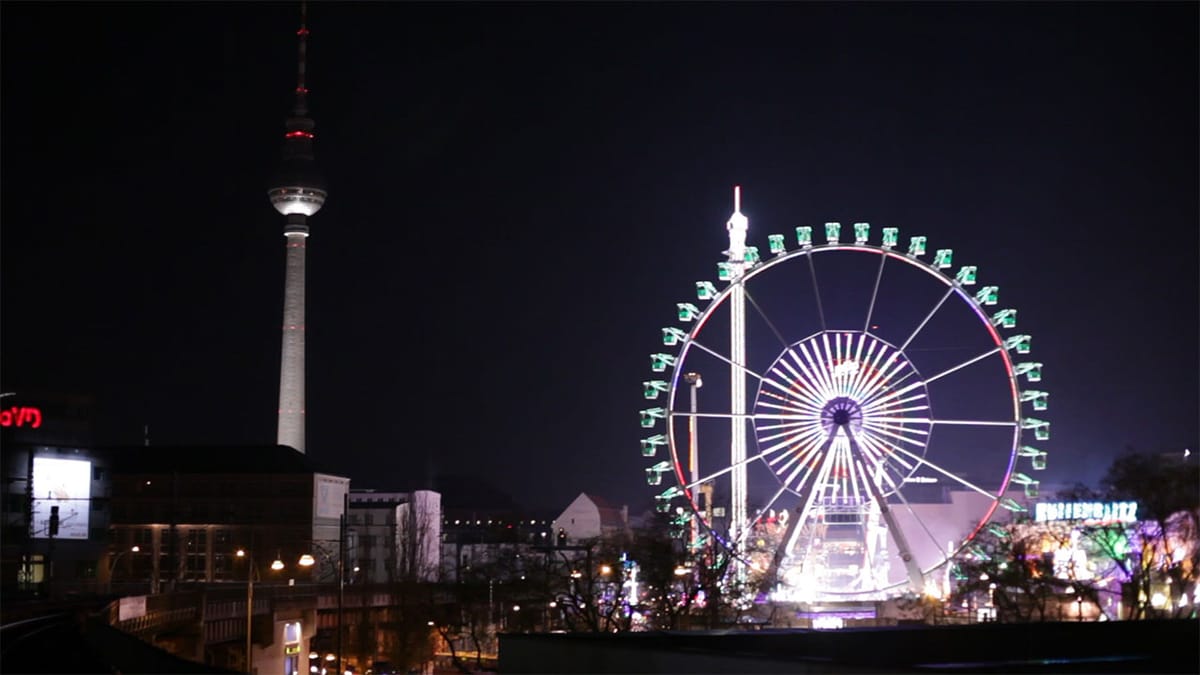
<box><xmin>297</xmin><ymin>543</ymin><xmax>344</xmax><ymax>675</ymax></box>
<box><xmin>237</xmin><ymin>548</ymin><xmax>282</xmax><ymax>674</ymax></box>
<box><xmin>105</xmin><ymin>542</ymin><xmax>140</xmax><ymax>590</ymax></box>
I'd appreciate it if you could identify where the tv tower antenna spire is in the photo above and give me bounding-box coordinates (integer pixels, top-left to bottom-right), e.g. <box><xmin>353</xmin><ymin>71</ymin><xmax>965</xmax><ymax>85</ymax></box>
<box><xmin>294</xmin><ymin>1</ymin><xmax>309</xmax><ymax>117</ymax></box>
<box><xmin>268</xmin><ymin>1</ymin><xmax>327</xmax><ymax>453</ymax></box>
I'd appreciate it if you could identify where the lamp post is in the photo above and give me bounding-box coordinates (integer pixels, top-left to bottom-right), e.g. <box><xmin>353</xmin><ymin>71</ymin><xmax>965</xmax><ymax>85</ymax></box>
<box><xmin>105</xmin><ymin>545</ymin><xmax>140</xmax><ymax>594</ymax></box>
<box><xmin>297</xmin><ymin>538</ymin><xmax>343</xmax><ymax>675</ymax></box>
<box><xmin>238</xmin><ymin>548</ymin><xmax>285</xmax><ymax>674</ymax></box>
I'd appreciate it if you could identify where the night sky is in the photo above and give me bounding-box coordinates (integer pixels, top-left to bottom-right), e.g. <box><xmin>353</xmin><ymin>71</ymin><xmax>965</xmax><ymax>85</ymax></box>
<box><xmin>2</xmin><ymin>2</ymin><xmax>1196</xmax><ymax>513</ymax></box>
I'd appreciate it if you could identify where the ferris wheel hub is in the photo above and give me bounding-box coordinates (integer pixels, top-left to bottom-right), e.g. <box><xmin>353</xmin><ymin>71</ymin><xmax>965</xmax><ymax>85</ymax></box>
<box><xmin>822</xmin><ymin>397</ymin><xmax>863</xmax><ymax>433</ymax></box>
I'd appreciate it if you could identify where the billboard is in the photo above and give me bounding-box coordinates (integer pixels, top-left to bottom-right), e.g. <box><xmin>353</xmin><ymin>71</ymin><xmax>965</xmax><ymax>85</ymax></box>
<box><xmin>31</xmin><ymin>456</ymin><xmax>91</xmax><ymax>539</ymax></box>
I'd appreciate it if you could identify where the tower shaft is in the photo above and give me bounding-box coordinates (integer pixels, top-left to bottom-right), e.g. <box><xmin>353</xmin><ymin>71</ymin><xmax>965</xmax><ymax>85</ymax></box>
<box><xmin>277</xmin><ymin>224</ymin><xmax>308</xmax><ymax>451</ymax></box>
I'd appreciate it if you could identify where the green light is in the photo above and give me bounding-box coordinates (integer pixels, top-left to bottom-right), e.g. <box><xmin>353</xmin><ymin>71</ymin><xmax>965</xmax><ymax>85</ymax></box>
<box><xmin>641</xmin><ymin>434</ymin><xmax>667</xmax><ymax>457</ymax></box>
<box><xmin>796</xmin><ymin>226</ymin><xmax>813</xmax><ymax>247</ymax></box>
<box><xmin>1014</xmin><ymin>362</ymin><xmax>1042</xmax><ymax>383</ymax></box>
<box><xmin>743</xmin><ymin>246</ymin><xmax>760</xmax><ymax>264</ymax></box>
<box><xmin>933</xmin><ymin>249</ymin><xmax>953</xmax><ymax>269</ymax></box>
<box><xmin>881</xmin><ymin>227</ymin><xmax>899</xmax><ymax>248</ymax></box>
<box><xmin>1020</xmin><ymin>390</ymin><xmax>1048</xmax><ymax>411</ymax></box>
<box><xmin>645</xmin><ymin>460</ymin><xmax>671</xmax><ymax>485</ymax></box>
<box><xmin>642</xmin><ymin>380</ymin><xmax>669</xmax><ymax>400</ymax></box>
<box><xmin>639</xmin><ymin>407</ymin><xmax>666</xmax><ymax>428</ymax></box>
<box><xmin>908</xmin><ymin>236</ymin><xmax>927</xmax><ymax>257</ymax></box>
<box><xmin>655</xmin><ymin>486</ymin><xmax>683</xmax><ymax>512</ymax></box>
<box><xmin>1019</xmin><ymin>445</ymin><xmax>1049</xmax><ymax>471</ymax></box>
<box><xmin>990</xmin><ymin>309</ymin><xmax>1017</xmax><ymax>328</ymax></box>
<box><xmin>662</xmin><ymin>327</ymin><xmax>687</xmax><ymax>346</ymax></box>
<box><xmin>650</xmin><ymin>353</ymin><xmax>676</xmax><ymax>373</ymax></box>
<box><xmin>986</xmin><ymin>523</ymin><xmax>1009</xmax><ymax>538</ymax></box>
<box><xmin>677</xmin><ymin>303</ymin><xmax>700</xmax><ymax>322</ymax></box>
<box><xmin>1000</xmin><ymin>497</ymin><xmax>1026</xmax><ymax>513</ymax></box>
<box><xmin>975</xmin><ymin>286</ymin><xmax>999</xmax><ymax>306</ymax></box>
<box><xmin>768</xmin><ymin>234</ymin><xmax>786</xmax><ymax>254</ymax></box>
<box><xmin>717</xmin><ymin>262</ymin><xmax>733</xmax><ymax>281</ymax></box>
<box><xmin>1004</xmin><ymin>334</ymin><xmax>1032</xmax><ymax>354</ymax></box>
<box><xmin>955</xmin><ymin>266</ymin><xmax>977</xmax><ymax>286</ymax></box>
<box><xmin>853</xmin><ymin>222</ymin><xmax>870</xmax><ymax>244</ymax></box>
<box><xmin>1021</xmin><ymin>417</ymin><xmax>1050</xmax><ymax>441</ymax></box>
<box><xmin>696</xmin><ymin>281</ymin><xmax>717</xmax><ymax>300</ymax></box>
<box><xmin>1007</xmin><ymin>476</ymin><xmax>1035</xmax><ymax>499</ymax></box>
<box><xmin>825</xmin><ymin>222</ymin><xmax>841</xmax><ymax>244</ymax></box>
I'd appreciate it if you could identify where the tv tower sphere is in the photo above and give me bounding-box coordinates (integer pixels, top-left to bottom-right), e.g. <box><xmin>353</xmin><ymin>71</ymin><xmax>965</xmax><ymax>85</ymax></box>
<box><xmin>268</xmin><ymin>117</ymin><xmax>327</xmax><ymax>218</ymax></box>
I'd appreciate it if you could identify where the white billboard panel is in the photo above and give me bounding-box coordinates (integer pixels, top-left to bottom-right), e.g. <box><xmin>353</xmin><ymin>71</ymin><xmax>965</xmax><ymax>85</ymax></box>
<box><xmin>31</xmin><ymin>457</ymin><xmax>91</xmax><ymax>539</ymax></box>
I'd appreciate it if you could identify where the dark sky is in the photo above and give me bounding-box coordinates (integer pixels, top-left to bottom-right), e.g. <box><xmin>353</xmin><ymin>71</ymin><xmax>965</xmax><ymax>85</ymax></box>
<box><xmin>2</xmin><ymin>2</ymin><xmax>1196</xmax><ymax>513</ymax></box>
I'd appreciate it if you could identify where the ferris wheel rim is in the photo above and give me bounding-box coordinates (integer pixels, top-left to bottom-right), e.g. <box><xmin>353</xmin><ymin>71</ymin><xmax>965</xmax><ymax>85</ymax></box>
<box><xmin>652</xmin><ymin>238</ymin><xmax>1032</xmax><ymax>596</ymax></box>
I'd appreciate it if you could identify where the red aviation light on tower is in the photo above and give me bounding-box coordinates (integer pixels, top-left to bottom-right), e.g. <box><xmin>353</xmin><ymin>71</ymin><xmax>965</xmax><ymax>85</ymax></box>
<box><xmin>285</xmin><ymin>130</ymin><xmax>314</xmax><ymax>139</ymax></box>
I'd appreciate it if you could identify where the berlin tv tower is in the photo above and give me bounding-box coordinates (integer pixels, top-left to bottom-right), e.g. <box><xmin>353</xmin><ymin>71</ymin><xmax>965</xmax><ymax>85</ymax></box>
<box><xmin>268</xmin><ymin>2</ymin><xmax>326</xmax><ymax>453</ymax></box>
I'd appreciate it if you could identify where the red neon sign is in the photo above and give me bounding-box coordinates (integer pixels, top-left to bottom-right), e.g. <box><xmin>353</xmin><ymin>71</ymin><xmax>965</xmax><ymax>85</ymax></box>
<box><xmin>0</xmin><ymin>406</ymin><xmax>42</xmax><ymax>428</ymax></box>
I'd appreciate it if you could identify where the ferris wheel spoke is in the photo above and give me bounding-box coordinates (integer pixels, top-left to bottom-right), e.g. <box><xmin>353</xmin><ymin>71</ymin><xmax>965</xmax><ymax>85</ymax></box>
<box><xmin>743</xmin><ymin>287</ymin><xmax>790</xmax><ymax>350</ymax></box>
<box><xmin>773</xmin><ymin>358</ymin><xmax>828</xmax><ymax>409</ymax></box>
<box><xmin>872</xmin><ymin>462</ymin><xmax>948</xmax><ymax>565</ymax></box>
<box><xmin>864</xmin><ymin>415</ymin><xmax>1017</xmax><ymax>428</ymax></box>
<box><xmin>853</xmin><ymin>354</ymin><xmax>913</xmax><ymax>408</ymax></box>
<box><xmin>781</xmin><ymin>430</ymin><xmax>843</xmax><ymax>562</ymax></box>
<box><xmin>758</xmin><ymin>395</ymin><xmax>824</xmax><ymax>418</ymax></box>
<box><xmin>899</xmin><ymin>286</ymin><xmax>955</xmax><ymax>352</ymax></box>
<box><xmin>784</xmin><ymin>429</ymin><xmax>838</xmax><ymax>496</ymax></box>
<box><xmin>806</xmin><ymin>253</ymin><xmax>828</xmax><ymax>332</ymax></box>
<box><xmin>863</xmin><ymin>253</ymin><xmax>887</xmax><ymax>332</ymax></box>
<box><xmin>843</xmin><ymin>335</ymin><xmax>882</xmax><ymax>402</ymax></box>
<box><xmin>684</xmin><ymin>442</ymin><xmax>783</xmax><ymax>491</ymax></box>
<box><xmin>857</xmin><ymin>433</ymin><xmax>917</xmax><ymax>474</ymax></box>
<box><xmin>753</xmin><ymin>398</ymin><xmax>820</xmax><ymax>420</ymax></box>
<box><xmin>746</xmin><ymin>484</ymin><xmax>790</xmax><ymax>532</ymax></box>
<box><xmin>773</xmin><ymin>430</ymin><xmax>828</xmax><ymax>480</ymax></box>
<box><xmin>794</xmin><ymin>342</ymin><xmax>836</xmax><ymax>398</ymax></box>
<box><xmin>886</xmin><ymin>444</ymin><xmax>1003</xmax><ymax>501</ymax></box>
<box><xmin>757</xmin><ymin>421</ymin><xmax>824</xmax><ymax>446</ymax></box>
<box><xmin>765</xmin><ymin>367</ymin><xmax>827</xmax><ymax>410</ymax></box>
<box><xmin>859</xmin><ymin>374</ymin><xmax>927</xmax><ymax>412</ymax></box>
<box><xmin>922</xmin><ymin>346</ymin><xmax>1003</xmax><ymax>387</ymax></box>
<box><xmin>761</xmin><ymin>427</ymin><xmax>827</xmax><ymax>467</ymax></box>
<box><xmin>860</xmin><ymin>420</ymin><xmax>929</xmax><ymax>448</ymax></box>
<box><xmin>861</xmin><ymin>391</ymin><xmax>928</xmax><ymax>415</ymax></box>
<box><xmin>684</xmin><ymin>337</ymin><xmax>772</xmax><ymax>385</ymax></box>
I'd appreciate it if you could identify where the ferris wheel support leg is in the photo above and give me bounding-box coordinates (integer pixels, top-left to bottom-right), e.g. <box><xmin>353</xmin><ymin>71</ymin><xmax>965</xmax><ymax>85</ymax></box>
<box><xmin>845</xmin><ymin>427</ymin><xmax>925</xmax><ymax>594</ymax></box>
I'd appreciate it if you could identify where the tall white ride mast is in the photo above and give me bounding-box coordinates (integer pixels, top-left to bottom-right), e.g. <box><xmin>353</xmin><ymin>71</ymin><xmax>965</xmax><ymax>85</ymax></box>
<box><xmin>726</xmin><ymin>187</ymin><xmax>749</xmax><ymax>549</ymax></box>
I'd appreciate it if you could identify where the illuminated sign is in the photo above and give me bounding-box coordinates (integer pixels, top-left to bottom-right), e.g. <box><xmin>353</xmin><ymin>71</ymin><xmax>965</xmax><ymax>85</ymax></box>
<box><xmin>903</xmin><ymin>476</ymin><xmax>938</xmax><ymax>484</ymax></box>
<box><xmin>1034</xmin><ymin>501</ymin><xmax>1137</xmax><ymax>524</ymax></box>
<box><xmin>0</xmin><ymin>406</ymin><xmax>42</xmax><ymax>428</ymax></box>
<box><xmin>31</xmin><ymin>457</ymin><xmax>91</xmax><ymax>539</ymax></box>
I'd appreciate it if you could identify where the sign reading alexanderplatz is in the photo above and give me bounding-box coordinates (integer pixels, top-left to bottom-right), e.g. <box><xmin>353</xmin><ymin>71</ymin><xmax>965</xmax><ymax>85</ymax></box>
<box><xmin>1034</xmin><ymin>501</ymin><xmax>1138</xmax><ymax>525</ymax></box>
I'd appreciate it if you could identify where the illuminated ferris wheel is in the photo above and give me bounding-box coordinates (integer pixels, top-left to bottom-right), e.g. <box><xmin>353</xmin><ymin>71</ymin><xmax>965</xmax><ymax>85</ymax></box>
<box><xmin>640</xmin><ymin>188</ymin><xmax>1050</xmax><ymax>600</ymax></box>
